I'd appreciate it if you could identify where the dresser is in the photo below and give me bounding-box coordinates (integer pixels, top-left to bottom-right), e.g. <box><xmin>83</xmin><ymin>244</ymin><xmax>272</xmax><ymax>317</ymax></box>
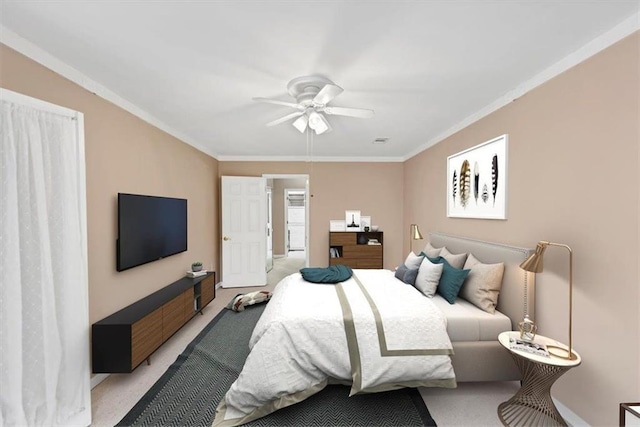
<box><xmin>329</xmin><ymin>231</ymin><xmax>383</xmax><ymax>269</ymax></box>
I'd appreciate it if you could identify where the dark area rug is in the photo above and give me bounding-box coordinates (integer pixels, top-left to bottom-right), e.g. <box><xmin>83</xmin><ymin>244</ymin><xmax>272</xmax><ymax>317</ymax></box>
<box><xmin>117</xmin><ymin>302</ymin><xmax>437</xmax><ymax>426</ymax></box>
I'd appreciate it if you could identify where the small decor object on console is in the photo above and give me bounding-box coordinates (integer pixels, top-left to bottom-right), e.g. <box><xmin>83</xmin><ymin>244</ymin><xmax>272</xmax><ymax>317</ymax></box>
<box><xmin>191</xmin><ymin>261</ymin><xmax>203</xmax><ymax>272</ymax></box>
<box><xmin>518</xmin><ymin>315</ymin><xmax>538</xmax><ymax>342</ymax></box>
<box><xmin>187</xmin><ymin>270</ymin><xmax>207</xmax><ymax>278</ymax></box>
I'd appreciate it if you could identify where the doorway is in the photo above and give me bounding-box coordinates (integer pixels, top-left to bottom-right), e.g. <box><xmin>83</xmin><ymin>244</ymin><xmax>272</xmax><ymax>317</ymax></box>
<box><xmin>285</xmin><ymin>188</ymin><xmax>306</xmax><ymax>254</ymax></box>
<box><xmin>263</xmin><ymin>174</ymin><xmax>309</xmax><ymax>285</ymax></box>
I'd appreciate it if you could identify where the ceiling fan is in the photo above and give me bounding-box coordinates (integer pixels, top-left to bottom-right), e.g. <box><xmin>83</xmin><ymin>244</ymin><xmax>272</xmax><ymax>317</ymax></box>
<box><xmin>253</xmin><ymin>75</ymin><xmax>374</xmax><ymax>135</ymax></box>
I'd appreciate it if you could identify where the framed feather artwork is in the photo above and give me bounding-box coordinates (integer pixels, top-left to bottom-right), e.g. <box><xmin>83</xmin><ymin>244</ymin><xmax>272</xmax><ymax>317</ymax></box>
<box><xmin>447</xmin><ymin>134</ymin><xmax>508</xmax><ymax>219</ymax></box>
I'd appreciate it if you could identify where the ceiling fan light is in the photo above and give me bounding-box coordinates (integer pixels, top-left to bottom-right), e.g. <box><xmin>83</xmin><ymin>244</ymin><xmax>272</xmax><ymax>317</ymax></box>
<box><xmin>292</xmin><ymin>115</ymin><xmax>308</xmax><ymax>133</ymax></box>
<box><xmin>317</xmin><ymin>118</ymin><xmax>332</xmax><ymax>135</ymax></box>
<box><xmin>309</xmin><ymin>111</ymin><xmax>330</xmax><ymax>134</ymax></box>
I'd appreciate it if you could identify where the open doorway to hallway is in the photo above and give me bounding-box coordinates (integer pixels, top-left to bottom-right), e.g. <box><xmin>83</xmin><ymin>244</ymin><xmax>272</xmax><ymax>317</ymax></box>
<box><xmin>263</xmin><ymin>174</ymin><xmax>309</xmax><ymax>285</ymax></box>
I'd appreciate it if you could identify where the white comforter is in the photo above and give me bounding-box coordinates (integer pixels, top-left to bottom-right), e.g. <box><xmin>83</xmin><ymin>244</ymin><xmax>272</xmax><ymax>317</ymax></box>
<box><xmin>212</xmin><ymin>269</ymin><xmax>456</xmax><ymax>427</ymax></box>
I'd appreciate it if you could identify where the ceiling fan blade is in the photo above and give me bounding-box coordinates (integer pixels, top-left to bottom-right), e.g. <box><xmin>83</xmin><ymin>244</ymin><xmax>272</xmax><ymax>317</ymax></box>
<box><xmin>266</xmin><ymin>111</ymin><xmax>304</xmax><ymax>127</ymax></box>
<box><xmin>253</xmin><ymin>97</ymin><xmax>302</xmax><ymax>109</ymax></box>
<box><xmin>292</xmin><ymin>114</ymin><xmax>308</xmax><ymax>133</ymax></box>
<box><xmin>313</xmin><ymin>84</ymin><xmax>344</xmax><ymax>105</ymax></box>
<box><xmin>323</xmin><ymin>106</ymin><xmax>374</xmax><ymax>118</ymax></box>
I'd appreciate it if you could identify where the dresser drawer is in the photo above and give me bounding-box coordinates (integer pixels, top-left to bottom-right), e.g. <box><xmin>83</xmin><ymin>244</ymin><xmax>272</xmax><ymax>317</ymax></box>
<box><xmin>162</xmin><ymin>294</ymin><xmax>185</xmax><ymax>341</ymax></box>
<box><xmin>357</xmin><ymin>259</ymin><xmax>383</xmax><ymax>269</ymax></box>
<box><xmin>131</xmin><ymin>307</ymin><xmax>163</xmax><ymax>369</ymax></box>
<box><xmin>343</xmin><ymin>245</ymin><xmax>382</xmax><ymax>259</ymax></box>
<box><xmin>329</xmin><ymin>258</ymin><xmax>359</xmax><ymax>269</ymax></box>
<box><xmin>330</xmin><ymin>232</ymin><xmax>356</xmax><ymax>245</ymax></box>
<box><xmin>183</xmin><ymin>288</ymin><xmax>195</xmax><ymax>321</ymax></box>
<box><xmin>201</xmin><ymin>275</ymin><xmax>215</xmax><ymax>307</ymax></box>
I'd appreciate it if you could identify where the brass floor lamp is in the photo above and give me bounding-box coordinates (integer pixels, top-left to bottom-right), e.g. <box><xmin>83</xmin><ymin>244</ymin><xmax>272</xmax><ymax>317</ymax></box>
<box><xmin>519</xmin><ymin>241</ymin><xmax>577</xmax><ymax>360</ymax></box>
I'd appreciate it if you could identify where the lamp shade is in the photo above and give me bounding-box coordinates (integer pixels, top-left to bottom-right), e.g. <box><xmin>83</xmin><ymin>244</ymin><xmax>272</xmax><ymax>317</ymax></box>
<box><xmin>519</xmin><ymin>242</ymin><xmax>548</xmax><ymax>273</ymax></box>
<box><xmin>411</xmin><ymin>224</ymin><xmax>423</xmax><ymax>241</ymax></box>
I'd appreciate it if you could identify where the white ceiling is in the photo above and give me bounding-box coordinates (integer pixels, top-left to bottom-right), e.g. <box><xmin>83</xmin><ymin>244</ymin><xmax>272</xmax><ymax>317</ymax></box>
<box><xmin>1</xmin><ymin>1</ymin><xmax>638</xmax><ymax>161</ymax></box>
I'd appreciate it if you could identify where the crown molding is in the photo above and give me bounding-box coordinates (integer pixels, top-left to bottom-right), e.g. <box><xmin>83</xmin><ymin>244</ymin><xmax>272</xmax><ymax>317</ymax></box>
<box><xmin>0</xmin><ymin>25</ymin><xmax>219</xmax><ymax>160</ymax></box>
<box><xmin>403</xmin><ymin>11</ymin><xmax>640</xmax><ymax>162</ymax></box>
<box><xmin>216</xmin><ymin>155</ymin><xmax>405</xmax><ymax>163</ymax></box>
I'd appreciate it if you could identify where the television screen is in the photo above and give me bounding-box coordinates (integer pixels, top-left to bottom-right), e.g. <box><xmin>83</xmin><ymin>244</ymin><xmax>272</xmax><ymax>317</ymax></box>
<box><xmin>117</xmin><ymin>193</ymin><xmax>187</xmax><ymax>271</ymax></box>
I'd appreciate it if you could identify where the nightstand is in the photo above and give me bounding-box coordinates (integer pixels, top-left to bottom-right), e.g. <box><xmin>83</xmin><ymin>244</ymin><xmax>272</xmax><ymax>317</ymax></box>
<box><xmin>497</xmin><ymin>331</ymin><xmax>581</xmax><ymax>426</ymax></box>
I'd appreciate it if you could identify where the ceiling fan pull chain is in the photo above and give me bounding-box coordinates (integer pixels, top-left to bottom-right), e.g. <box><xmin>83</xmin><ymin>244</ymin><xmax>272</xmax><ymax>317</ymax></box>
<box><xmin>306</xmin><ymin>126</ymin><xmax>311</xmax><ymax>160</ymax></box>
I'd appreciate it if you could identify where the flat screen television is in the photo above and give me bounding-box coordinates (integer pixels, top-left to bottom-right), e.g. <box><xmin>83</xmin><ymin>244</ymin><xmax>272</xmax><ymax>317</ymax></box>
<box><xmin>117</xmin><ymin>193</ymin><xmax>187</xmax><ymax>272</ymax></box>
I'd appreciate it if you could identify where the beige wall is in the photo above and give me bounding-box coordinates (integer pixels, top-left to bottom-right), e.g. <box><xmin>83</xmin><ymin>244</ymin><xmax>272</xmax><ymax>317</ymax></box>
<box><xmin>219</xmin><ymin>162</ymin><xmax>404</xmax><ymax>270</ymax></box>
<box><xmin>0</xmin><ymin>44</ymin><xmax>219</xmax><ymax>323</ymax></box>
<box><xmin>404</xmin><ymin>33</ymin><xmax>639</xmax><ymax>425</ymax></box>
<box><xmin>271</xmin><ymin>178</ymin><xmax>307</xmax><ymax>255</ymax></box>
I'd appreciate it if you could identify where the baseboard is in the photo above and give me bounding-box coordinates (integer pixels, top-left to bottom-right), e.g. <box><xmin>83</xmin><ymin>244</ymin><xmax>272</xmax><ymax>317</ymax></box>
<box><xmin>215</xmin><ymin>281</ymin><xmax>223</xmax><ymax>289</ymax></box>
<box><xmin>273</xmin><ymin>254</ymin><xmax>285</xmax><ymax>259</ymax></box>
<box><xmin>91</xmin><ymin>373</ymin><xmax>109</xmax><ymax>389</ymax></box>
<box><xmin>554</xmin><ymin>398</ymin><xmax>589</xmax><ymax>426</ymax></box>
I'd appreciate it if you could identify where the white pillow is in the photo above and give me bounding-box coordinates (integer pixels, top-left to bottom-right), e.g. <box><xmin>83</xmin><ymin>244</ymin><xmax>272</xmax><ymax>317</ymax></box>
<box><xmin>460</xmin><ymin>253</ymin><xmax>505</xmax><ymax>313</ymax></box>
<box><xmin>422</xmin><ymin>242</ymin><xmax>442</xmax><ymax>258</ymax></box>
<box><xmin>439</xmin><ymin>247</ymin><xmax>468</xmax><ymax>269</ymax></box>
<box><xmin>404</xmin><ymin>251</ymin><xmax>424</xmax><ymax>270</ymax></box>
<box><xmin>414</xmin><ymin>257</ymin><xmax>444</xmax><ymax>297</ymax></box>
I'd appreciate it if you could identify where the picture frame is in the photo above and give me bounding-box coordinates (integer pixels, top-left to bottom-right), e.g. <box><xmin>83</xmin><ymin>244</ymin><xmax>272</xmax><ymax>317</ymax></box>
<box><xmin>329</xmin><ymin>220</ymin><xmax>346</xmax><ymax>232</ymax></box>
<box><xmin>447</xmin><ymin>134</ymin><xmax>508</xmax><ymax>219</ymax></box>
<box><xmin>345</xmin><ymin>210</ymin><xmax>361</xmax><ymax>230</ymax></box>
<box><xmin>360</xmin><ymin>216</ymin><xmax>371</xmax><ymax>231</ymax></box>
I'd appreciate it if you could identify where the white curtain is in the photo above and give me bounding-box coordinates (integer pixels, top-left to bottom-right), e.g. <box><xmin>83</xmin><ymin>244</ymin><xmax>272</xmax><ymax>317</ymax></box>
<box><xmin>0</xmin><ymin>89</ymin><xmax>91</xmax><ymax>426</ymax></box>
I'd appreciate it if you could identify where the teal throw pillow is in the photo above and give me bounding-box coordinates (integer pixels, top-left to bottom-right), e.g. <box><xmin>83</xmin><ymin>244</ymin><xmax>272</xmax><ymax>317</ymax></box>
<box><xmin>427</xmin><ymin>256</ymin><xmax>470</xmax><ymax>304</ymax></box>
<box><xmin>421</xmin><ymin>254</ymin><xmax>442</xmax><ymax>264</ymax></box>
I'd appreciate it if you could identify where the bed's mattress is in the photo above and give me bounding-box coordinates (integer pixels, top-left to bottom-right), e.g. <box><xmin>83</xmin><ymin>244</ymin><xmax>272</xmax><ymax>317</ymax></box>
<box><xmin>430</xmin><ymin>294</ymin><xmax>512</xmax><ymax>342</ymax></box>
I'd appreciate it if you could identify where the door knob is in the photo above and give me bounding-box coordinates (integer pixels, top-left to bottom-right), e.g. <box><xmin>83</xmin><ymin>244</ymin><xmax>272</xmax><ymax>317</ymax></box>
<box><xmin>223</xmin><ymin>236</ymin><xmax>230</xmax><ymax>241</ymax></box>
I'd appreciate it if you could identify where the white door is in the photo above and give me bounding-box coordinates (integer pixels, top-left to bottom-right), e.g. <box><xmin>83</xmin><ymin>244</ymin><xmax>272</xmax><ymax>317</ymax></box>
<box><xmin>266</xmin><ymin>187</ymin><xmax>273</xmax><ymax>272</ymax></box>
<box><xmin>221</xmin><ymin>176</ymin><xmax>267</xmax><ymax>287</ymax></box>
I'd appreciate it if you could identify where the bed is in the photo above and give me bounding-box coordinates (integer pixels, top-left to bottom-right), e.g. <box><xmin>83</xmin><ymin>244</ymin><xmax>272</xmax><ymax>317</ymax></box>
<box><xmin>428</xmin><ymin>232</ymin><xmax>535</xmax><ymax>382</ymax></box>
<box><xmin>212</xmin><ymin>232</ymin><xmax>534</xmax><ymax>426</ymax></box>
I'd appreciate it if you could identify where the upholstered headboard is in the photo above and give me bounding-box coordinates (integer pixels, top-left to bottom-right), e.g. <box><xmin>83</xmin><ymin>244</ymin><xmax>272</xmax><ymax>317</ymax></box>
<box><xmin>429</xmin><ymin>232</ymin><xmax>535</xmax><ymax>330</ymax></box>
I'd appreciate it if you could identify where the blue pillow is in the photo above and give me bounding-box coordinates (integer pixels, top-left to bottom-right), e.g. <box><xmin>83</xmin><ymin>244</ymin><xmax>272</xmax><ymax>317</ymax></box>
<box><xmin>403</xmin><ymin>267</ymin><xmax>419</xmax><ymax>286</ymax></box>
<box><xmin>395</xmin><ymin>264</ymin><xmax>419</xmax><ymax>285</ymax></box>
<box><xmin>427</xmin><ymin>256</ymin><xmax>470</xmax><ymax>304</ymax></box>
<box><xmin>395</xmin><ymin>264</ymin><xmax>409</xmax><ymax>281</ymax></box>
